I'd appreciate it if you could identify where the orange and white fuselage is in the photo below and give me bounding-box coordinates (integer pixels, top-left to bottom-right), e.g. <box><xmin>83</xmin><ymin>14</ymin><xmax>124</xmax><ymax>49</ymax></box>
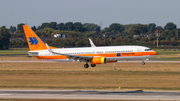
<box><xmin>23</xmin><ymin>25</ymin><xmax>157</xmax><ymax>68</ymax></box>
<box><xmin>30</xmin><ymin>46</ymin><xmax>156</xmax><ymax>62</ymax></box>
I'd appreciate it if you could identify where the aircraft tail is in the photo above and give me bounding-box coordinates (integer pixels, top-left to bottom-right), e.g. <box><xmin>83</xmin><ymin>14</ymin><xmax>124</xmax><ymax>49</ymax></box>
<box><xmin>23</xmin><ymin>25</ymin><xmax>56</xmax><ymax>51</ymax></box>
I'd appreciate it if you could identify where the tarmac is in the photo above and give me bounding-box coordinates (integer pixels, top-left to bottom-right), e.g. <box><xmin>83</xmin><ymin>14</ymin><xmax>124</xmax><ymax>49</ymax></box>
<box><xmin>0</xmin><ymin>89</ymin><xmax>180</xmax><ymax>100</ymax></box>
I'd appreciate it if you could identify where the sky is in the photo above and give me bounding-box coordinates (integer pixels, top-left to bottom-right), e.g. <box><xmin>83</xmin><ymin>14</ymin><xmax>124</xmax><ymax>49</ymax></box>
<box><xmin>0</xmin><ymin>0</ymin><xmax>180</xmax><ymax>29</ymax></box>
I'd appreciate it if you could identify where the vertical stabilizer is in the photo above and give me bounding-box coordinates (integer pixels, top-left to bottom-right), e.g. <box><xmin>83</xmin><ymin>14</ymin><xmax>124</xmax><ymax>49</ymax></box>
<box><xmin>23</xmin><ymin>25</ymin><xmax>47</xmax><ymax>51</ymax></box>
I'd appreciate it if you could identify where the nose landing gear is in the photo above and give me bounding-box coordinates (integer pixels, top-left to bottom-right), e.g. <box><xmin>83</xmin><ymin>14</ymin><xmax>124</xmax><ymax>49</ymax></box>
<box><xmin>142</xmin><ymin>62</ymin><xmax>145</xmax><ymax>65</ymax></box>
<box><xmin>142</xmin><ymin>60</ymin><xmax>145</xmax><ymax>65</ymax></box>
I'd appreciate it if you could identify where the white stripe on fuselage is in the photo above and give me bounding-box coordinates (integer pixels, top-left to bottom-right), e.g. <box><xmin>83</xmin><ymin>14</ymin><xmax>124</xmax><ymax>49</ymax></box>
<box><xmin>30</xmin><ymin>45</ymin><xmax>150</xmax><ymax>55</ymax></box>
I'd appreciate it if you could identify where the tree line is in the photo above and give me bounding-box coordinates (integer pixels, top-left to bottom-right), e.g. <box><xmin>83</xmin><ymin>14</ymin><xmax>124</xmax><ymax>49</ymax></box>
<box><xmin>0</xmin><ymin>26</ymin><xmax>10</xmax><ymax>49</ymax></box>
<box><xmin>0</xmin><ymin>22</ymin><xmax>180</xmax><ymax>49</ymax></box>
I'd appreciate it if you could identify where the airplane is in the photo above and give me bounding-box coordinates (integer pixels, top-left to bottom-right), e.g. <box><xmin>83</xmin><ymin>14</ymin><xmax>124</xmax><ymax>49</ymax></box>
<box><xmin>23</xmin><ymin>25</ymin><xmax>157</xmax><ymax>68</ymax></box>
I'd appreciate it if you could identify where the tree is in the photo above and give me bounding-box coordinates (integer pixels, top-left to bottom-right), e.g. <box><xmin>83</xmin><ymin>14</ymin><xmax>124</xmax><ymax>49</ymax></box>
<box><xmin>134</xmin><ymin>24</ymin><xmax>148</xmax><ymax>34</ymax></box>
<box><xmin>148</xmin><ymin>23</ymin><xmax>156</xmax><ymax>33</ymax></box>
<box><xmin>155</xmin><ymin>26</ymin><xmax>163</xmax><ymax>32</ymax></box>
<box><xmin>12</xmin><ymin>30</ymin><xmax>25</xmax><ymax>38</ymax></box>
<box><xmin>164</xmin><ymin>22</ymin><xmax>177</xmax><ymax>30</ymax></box>
<box><xmin>9</xmin><ymin>26</ymin><xmax>16</xmax><ymax>33</ymax></box>
<box><xmin>57</xmin><ymin>23</ymin><xmax>65</xmax><ymax>30</ymax></box>
<box><xmin>125</xmin><ymin>24</ymin><xmax>148</xmax><ymax>36</ymax></box>
<box><xmin>0</xmin><ymin>26</ymin><xmax>11</xmax><ymax>49</ymax></box>
<box><xmin>74</xmin><ymin>22</ymin><xmax>83</xmax><ymax>32</ymax></box>
<box><xmin>160</xmin><ymin>30</ymin><xmax>169</xmax><ymax>40</ymax></box>
<box><xmin>17</xmin><ymin>23</ymin><xmax>25</xmax><ymax>32</ymax></box>
<box><xmin>109</xmin><ymin>23</ymin><xmax>124</xmax><ymax>32</ymax></box>
<box><xmin>31</xmin><ymin>26</ymin><xmax>36</xmax><ymax>31</ymax></box>
<box><xmin>49</xmin><ymin>22</ymin><xmax>57</xmax><ymax>30</ymax></box>
<box><xmin>35</xmin><ymin>29</ymin><xmax>43</xmax><ymax>37</ymax></box>
<box><xmin>149</xmin><ymin>33</ymin><xmax>156</xmax><ymax>41</ymax></box>
<box><xmin>40</xmin><ymin>23</ymin><xmax>49</xmax><ymax>29</ymax></box>
<box><xmin>51</xmin><ymin>30</ymin><xmax>61</xmax><ymax>36</ymax></box>
<box><xmin>126</xmin><ymin>27</ymin><xmax>136</xmax><ymax>36</ymax></box>
<box><xmin>103</xmin><ymin>27</ymin><xmax>110</xmax><ymax>32</ymax></box>
<box><xmin>65</xmin><ymin>22</ymin><xmax>74</xmax><ymax>31</ymax></box>
<box><xmin>41</xmin><ymin>27</ymin><xmax>54</xmax><ymax>37</ymax></box>
<box><xmin>83</xmin><ymin>23</ymin><xmax>101</xmax><ymax>32</ymax></box>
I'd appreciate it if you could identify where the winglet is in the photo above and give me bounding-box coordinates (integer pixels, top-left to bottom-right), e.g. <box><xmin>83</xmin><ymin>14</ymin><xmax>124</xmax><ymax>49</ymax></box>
<box><xmin>45</xmin><ymin>43</ymin><xmax>53</xmax><ymax>53</ymax></box>
<box><xmin>89</xmin><ymin>38</ymin><xmax>96</xmax><ymax>47</ymax></box>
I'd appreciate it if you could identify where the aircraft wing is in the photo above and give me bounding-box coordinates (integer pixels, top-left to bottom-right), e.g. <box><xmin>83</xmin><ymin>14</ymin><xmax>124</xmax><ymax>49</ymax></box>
<box><xmin>45</xmin><ymin>43</ymin><xmax>93</xmax><ymax>62</ymax></box>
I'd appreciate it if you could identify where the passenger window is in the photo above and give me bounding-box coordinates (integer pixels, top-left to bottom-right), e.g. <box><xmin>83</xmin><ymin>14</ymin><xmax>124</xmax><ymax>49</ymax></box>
<box><xmin>145</xmin><ymin>49</ymin><xmax>151</xmax><ymax>51</ymax></box>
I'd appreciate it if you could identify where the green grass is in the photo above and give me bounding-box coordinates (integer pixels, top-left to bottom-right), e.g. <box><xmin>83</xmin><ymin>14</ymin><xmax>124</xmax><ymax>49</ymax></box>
<box><xmin>151</xmin><ymin>49</ymin><xmax>180</xmax><ymax>60</ymax></box>
<box><xmin>0</xmin><ymin>48</ymin><xmax>179</xmax><ymax>54</ymax></box>
<box><xmin>0</xmin><ymin>48</ymin><xmax>29</xmax><ymax>55</ymax></box>
<box><xmin>1</xmin><ymin>48</ymin><xmax>180</xmax><ymax>61</ymax></box>
<box><xmin>153</xmin><ymin>49</ymin><xmax>180</xmax><ymax>54</ymax></box>
<box><xmin>0</xmin><ymin>62</ymin><xmax>180</xmax><ymax>91</ymax></box>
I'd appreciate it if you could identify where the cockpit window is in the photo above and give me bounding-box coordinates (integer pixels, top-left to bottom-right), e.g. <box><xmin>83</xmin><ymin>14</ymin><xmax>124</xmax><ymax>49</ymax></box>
<box><xmin>145</xmin><ymin>49</ymin><xmax>151</xmax><ymax>51</ymax></box>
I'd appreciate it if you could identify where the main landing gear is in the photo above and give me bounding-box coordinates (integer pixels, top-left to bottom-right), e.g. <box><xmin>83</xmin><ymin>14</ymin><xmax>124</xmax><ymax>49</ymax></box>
<box><xmin>91</xmin><ymin>64</ymin><xmax>96</xmax><ymax>67</ymax></box>
<box><xmin>84</xmin><ymin>63</ymin><xmax>96</xmax><ymax>68</ymax></box>
<box><xmin>84</xmin><ymin>64</ymin><xmax>89</xmax><ymax>68</ymax></box>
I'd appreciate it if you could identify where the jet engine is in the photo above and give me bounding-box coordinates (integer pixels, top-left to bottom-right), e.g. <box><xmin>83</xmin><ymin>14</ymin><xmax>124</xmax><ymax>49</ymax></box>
<box><xmin>91</xmin><ymin>57</ymin><xmax>106</xmax><ymax>64</ymax></box>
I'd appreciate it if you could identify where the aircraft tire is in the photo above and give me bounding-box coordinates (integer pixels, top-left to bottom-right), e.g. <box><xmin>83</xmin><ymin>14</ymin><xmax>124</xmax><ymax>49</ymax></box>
<box><xmin>91</xmin><ymin>64</ymin><xmax>96</xmax><ymax>67</ymax></box>
<box><xmin>84</xmin><ymin>64</ymin><xmax>89</xmax><ymax>68</ymax></box>
<box><xmin>142</xmin><ymin>62</ymin><xmax>145</xmax><ymax>65</ymax></box>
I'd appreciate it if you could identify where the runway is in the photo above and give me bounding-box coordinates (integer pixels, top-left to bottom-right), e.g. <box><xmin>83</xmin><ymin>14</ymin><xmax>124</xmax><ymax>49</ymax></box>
<box><xmin>0</xmin><ymin>60</ymin><xmax>180</xmax><ymax>63</ymax></box>
<box><xmin>0</xmin><ymin>89</ymin><xmax>180</xmax><ymax>100</ymax></box>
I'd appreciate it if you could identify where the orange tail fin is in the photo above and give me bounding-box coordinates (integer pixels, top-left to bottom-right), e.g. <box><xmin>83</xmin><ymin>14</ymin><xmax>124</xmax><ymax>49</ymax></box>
<box><xmin>23</xmin><ymin>25</ymin><xmax>57</xmax><ymax>51</ymax></box>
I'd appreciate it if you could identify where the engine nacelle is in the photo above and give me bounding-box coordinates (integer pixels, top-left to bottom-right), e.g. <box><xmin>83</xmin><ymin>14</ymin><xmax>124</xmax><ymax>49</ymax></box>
<box><xmin>91</xmin><ymin>57</ymin><xmax>106</xmax><ymax>64</ymax></box>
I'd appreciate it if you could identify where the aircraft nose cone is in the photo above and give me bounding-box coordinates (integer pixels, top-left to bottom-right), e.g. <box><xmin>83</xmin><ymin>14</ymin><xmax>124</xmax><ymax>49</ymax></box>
<box><xmin>150</xmin><ymin>51</ymin><xmax>157</xmax><ymax>55</ymax></box>
<box><xmin>153</xmin><ymin>51</ymin><xmax>157</xmax><ymax>55</ymax></box>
